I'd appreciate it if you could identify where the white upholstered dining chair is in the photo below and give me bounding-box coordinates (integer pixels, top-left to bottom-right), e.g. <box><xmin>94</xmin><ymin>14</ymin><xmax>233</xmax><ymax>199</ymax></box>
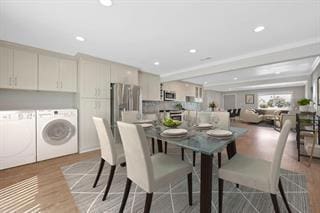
<box><xmin>121</xmin><ymin>110</ymin><xmax>139</xmax><ymax>123</ymax></box>
<box><xmin>92</xmin><ymin>117</ymin><xmax>126</xmax><ymax>201</ymax></box>
<box><xmin>218</xmin><ymin>120</ymin><xmax>292</xmax><ymax>213</ymax></box>
<box><xmin>117</xmin><ymin>121</ymin><xmax>193</xmax><ymax>213</ymax></box>
<box><xmin>212</xmin><ymin>112</ymin><xmax>230</xmax><ymax>130</ymax></box>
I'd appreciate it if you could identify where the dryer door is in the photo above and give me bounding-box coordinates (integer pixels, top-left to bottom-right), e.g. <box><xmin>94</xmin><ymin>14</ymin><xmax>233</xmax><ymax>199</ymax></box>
<box><xmin>42</xmin><ymin>119</ymin><xmax>76</xmax><ymax>145</ymax></box>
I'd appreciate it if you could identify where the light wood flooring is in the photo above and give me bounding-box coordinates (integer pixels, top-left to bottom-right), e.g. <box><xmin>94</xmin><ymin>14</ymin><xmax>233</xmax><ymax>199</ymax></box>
<box><xmin>0</xmin><ymin>122</ymin><xmax>319</xmax><ymax>213</ymax></box>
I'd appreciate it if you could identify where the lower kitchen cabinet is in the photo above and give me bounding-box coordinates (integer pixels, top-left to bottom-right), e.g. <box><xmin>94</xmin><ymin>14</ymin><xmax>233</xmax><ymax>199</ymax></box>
<box><xmin>79</xmin><ymin>98</ymin><xmax>110</xmax><ymax>153</ymax></box>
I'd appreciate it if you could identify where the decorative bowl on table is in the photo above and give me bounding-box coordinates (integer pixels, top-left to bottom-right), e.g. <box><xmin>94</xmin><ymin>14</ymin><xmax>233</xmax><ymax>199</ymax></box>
<box><xmin>162</xmin><ymin>117</ymin><xmax>182</xmax><ymax>128</ymax></box>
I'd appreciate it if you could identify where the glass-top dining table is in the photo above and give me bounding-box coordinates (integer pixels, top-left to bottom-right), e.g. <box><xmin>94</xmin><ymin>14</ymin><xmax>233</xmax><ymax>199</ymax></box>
<box><xmin>142</xmin><ymin>124</ymin><xmax>248</xmax><ymax>213</ymax></box>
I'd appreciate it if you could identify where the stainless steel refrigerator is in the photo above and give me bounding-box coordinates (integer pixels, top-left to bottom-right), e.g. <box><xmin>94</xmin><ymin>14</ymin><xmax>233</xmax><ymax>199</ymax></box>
<box><xmin>111</xmin><ymin>83</ymin><xmax>141</xmax><ymax>142</ymax></box>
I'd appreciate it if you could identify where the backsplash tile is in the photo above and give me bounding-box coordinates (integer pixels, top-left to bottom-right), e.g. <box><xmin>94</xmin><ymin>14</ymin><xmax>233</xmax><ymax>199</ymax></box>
<box><xmin>142</xmin><ymin>101</ymin><xmax>201</xmax><ymax>114</ymax></box>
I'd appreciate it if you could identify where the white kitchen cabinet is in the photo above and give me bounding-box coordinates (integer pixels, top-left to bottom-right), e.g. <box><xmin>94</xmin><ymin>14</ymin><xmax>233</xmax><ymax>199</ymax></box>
<box><xmin>0</xmin><ymin>46</ymin><xmax>13</xmax><ymax>89</ymax></box>
<box><xmin>38</xmin><ymin>55</ymin><xmax>60</xmax><ymax>91</ymax></box>
<box><xmin>139</xmin><ymin>72</ymin><xmax>160</xmax><ymax>101</ymax></box>
<box><xmin>13</xmin><ymin>49</ymin><xmax>38</xmax><ymax>90</ymax></box>
<box><xmin>0</xmin><ymin>47</ymin><xmax>37</xmax><ymax>90</ymax></box>
<box><xmin>79</xmin><ymin>98</ymin><xmax>110</xmax><ymax>152</ymax></box>
<box><xmin>111</xmin><ymin>63</ymin><xmax>138</xmax><ymax>85</ymax></box>
<box><xmin>39</xmin><ymin>55</ymin><xmax>77</xmax><ymax>92</ymax></box>
<box><xmin>79</xmin><ymin>59</ymin><xmax>110</xmax><ymax>99</ymax></box>
<box><xmin>59</xmin><ymin>59</ymin><xmax>77</xmax><ymax>92</ymax></box>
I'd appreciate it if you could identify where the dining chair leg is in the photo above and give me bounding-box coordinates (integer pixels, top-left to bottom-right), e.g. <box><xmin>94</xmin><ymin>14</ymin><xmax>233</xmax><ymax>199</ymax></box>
<box><xmin>236</xmin><ymin>184</ymin><xmax>239</xmax><ymax>188</ymax></box>
<box><xmin>270</xmin><ymin>194</ymin><xmax>280</xmax><ymax>213</ymax></box>
<box><xmin>218</xmin><ymin>178</ymin><xmax>224</xmax><ymax>213</ymax></box>
<box><xmin>278</xmin><ymin>179</ymin><xmax>292</xmax><ymax>213</ymax></box>
<box><xmin>164</xmin><ymin>142</ymin><xmax>168</xmax><ymax>154</ymax></box>
<box><xmin>187</xmin><ymin>173</ymin><xmax>193</xmax><ymax>206</ymax></box>
<box><xmin>218</xmin><ymin>152</ymin><xmax>221</xmax><ymax>168</ymax></box>
<box><xmin>93</xmin><ymin>158</ymin><xmax>105</xmax><ymax>188</ymax></box>
<box><xmin>181</xmin><ymin>148</ymin><xmax>185</xmax><ymax>161</ymax></box>
<box><xmin>102</xmin><ymin>165</ymin><xmax>116</xmax><ymax>201</ymax></box>
<box><xmin>119</xmin><ymin>178</ymin><xmax>132</xmax><ymax>213</ymax></box>
<box><xmin>151</xmin><ymin>138</ymin><xmax>155</xmax><ymax>154</ymax></box>
<box><xmin>192</xmin><ymin>151</ymin><xmax>196</xmax><ymax>166</ymax></box>
<box><xmin>144</xmin><ymin>193</ymin><xmax>153</xmax><ymax>213</ymax></box>
<box><xmin>120</xmin><ymin>162</ymin><xmax>126</xmax><ymax>167</ymax></box>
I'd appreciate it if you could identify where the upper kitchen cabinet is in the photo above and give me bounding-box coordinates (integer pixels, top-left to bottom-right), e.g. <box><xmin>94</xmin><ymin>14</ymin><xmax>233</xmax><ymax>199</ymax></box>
<box><xmin>110</xmin><ymin>63</ymin><xmax>138</xmax><ymax>85</ymax></box>
<box><xmin>139</xmin><ymin>72</ymin><xmax>160</xmax><ymax>101</ymax></box>
<box><xmin>0</xmin><ymin>47</ymin><xmax>37</xmax><ymax>90</ymax></box>
<box><xmin>13</xmin><ymin>49</ymin><xmax>38</xmax><ymax>90</ymax></box>
<box><xmin>38</xmin><ymin>55</ymin><xmax>77</xmax><ymax>92</ymax></box>
<box><xmin>79</xmin><ymin>59</ymin><xmax>110</xmax><ymax>99</ymax></box>
<box><xmin>0</xmin><ymin>46</ymin><xmax>13</xmax><ymax>89</ymax></box>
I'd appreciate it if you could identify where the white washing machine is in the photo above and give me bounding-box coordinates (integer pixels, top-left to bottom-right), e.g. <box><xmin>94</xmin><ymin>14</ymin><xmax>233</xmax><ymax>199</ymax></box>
<box><xmin>0</xmin><ymin>110</ymin><xmax>36</xmax><ymax>170</ymax></box>
<box><xmin>37</xmin><ymin>109</ymin><xmax>78</xmax><ymax>161</ymax></box>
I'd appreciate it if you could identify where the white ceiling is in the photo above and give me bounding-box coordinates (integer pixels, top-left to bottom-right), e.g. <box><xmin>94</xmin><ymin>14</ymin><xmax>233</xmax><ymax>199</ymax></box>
<box><xmin>183</xmin><ymin>57</ymin><xmax>319</xmax><ymax>91</ymax></box>
<box><xmin>0</xmin><ymin>0</ymin><xmax>319</xmax><ymax>92</ymax></box>
<box><xmin>0</xmin><ymin>0</ymin><xmax>320</xmax><ymax>75</ymax></box>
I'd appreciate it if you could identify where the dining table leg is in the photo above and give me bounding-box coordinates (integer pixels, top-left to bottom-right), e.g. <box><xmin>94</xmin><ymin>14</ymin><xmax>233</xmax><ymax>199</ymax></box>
<box><xmin>157</xmin><ymin>139</ymin><xmax>163</xmax><ymax>153</ymax></box>
<box><xmin>200</xmin><ymin>153</ymin><xmax>213</xmax><ymax>213</ymax></box>
<box><xmin>226</xmin><ymin>140</ymin><xmax>237</xmax><ymax>159</ymax></box>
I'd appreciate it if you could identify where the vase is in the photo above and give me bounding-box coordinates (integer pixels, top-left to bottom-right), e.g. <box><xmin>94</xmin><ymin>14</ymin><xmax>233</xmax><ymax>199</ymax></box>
<box><xmin>299</xmin><ymin>105</ymin><xmax>309</xmax><ymax>112</ymax></box>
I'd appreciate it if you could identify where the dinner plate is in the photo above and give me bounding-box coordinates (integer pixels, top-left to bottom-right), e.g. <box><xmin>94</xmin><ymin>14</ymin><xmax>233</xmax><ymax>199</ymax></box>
<box><xmin>162</xmin><ymin>128</ymin><xmax>188</xmax><ymax>136</ymax></box>
<box><xmin>160</xmin><ymin>132</ymin><xmax>188</xmax><ymax>138</ymax></box>
<box><xmin>206</xmin><ymin>129</ymin><xmax>232</xmax><ymax>137</ymax></box>
<box><xmin>134</xmin><ymin>120</ymin><xmax>153</xmax><ymax>124</ymax></box>
<box><xmin>140</xmin><ymin>123</ymin><xmax>153</xmax><ymax>128</ymax></box>
<box><xmin>195</xmin><ymin>123</ymin><xmax>213</xmax><ymax>128</ymax></box>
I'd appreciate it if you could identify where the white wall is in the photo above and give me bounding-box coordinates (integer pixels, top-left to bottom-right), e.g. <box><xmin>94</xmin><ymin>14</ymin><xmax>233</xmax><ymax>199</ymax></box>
<box><xmin>311</xmin><ymin>63</ymin><xmax>320</xmax><ymax>112</ymax></box>
<box><xmin>0</xmin><ymin>89</ymin><xmax>75</xmax><ymax>110</ymax></box>
<box><xmin>202</xmin><ymin>90</ymin><xmax>222</xmax><ymax>111</ymax></box>
<box><xmin>221</xmin><ymin>86</ymin><xmax>305</xmax><ymax>110</ymax></box>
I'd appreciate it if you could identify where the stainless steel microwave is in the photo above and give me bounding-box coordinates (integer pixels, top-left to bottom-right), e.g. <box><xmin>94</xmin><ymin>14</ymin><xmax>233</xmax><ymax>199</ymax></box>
<box><xmin>163</xmin><ymin>90</ymin><xmax>176</xmax><ymax>101</ymax></box>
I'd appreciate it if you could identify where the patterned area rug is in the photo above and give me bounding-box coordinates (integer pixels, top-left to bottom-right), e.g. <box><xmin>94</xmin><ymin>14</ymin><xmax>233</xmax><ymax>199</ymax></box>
<box><xmin>61</xmin><ymin>148</ymin><xmax>309</xmax><ymax>213</ymax></box>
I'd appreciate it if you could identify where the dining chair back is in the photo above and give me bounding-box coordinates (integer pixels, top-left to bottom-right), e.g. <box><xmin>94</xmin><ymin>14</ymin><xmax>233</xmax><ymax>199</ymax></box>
<box><xmin>121</xmin><ymin>110</ymin><xmax>139</xmax><ymax>123</ymax></box>
<box><xmin>212</xmin><ymin>112</ymin><xmax>230</xmax><ymax>130</ymax></box>
<box><xmin>270</xmin><ymin>120</ymin><xmax>292</xmax><ymax>193</ymax></box>
<box><xmin>93</xmin><ymin>117</ymin><xmax>117</xmax><ymax>165</ymax></box>
<box><xmin>198</xmin><ymin>111</ymin><xmax>212</xmax><ymax>123</ymax></box>
<box><xmin>117</xmin><ymin>121</ymin><xmax>153</xmax><ymax>192</ymax></box>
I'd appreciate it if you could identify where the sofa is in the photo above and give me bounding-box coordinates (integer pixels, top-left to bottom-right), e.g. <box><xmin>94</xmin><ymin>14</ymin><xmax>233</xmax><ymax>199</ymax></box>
<box><xmin>239</xmin><ymin>109</ymin><xmax>264</xmax><ymax>123</ymax></box>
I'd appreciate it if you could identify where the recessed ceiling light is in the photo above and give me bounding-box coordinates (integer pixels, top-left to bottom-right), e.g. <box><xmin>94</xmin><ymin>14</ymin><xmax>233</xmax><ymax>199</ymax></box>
<box><xmin>75</xmin><ymin>36</ymin><xmax>85</xmax><ymax>42</ymax></box>
<box><xmin>233</xmin><ymin>77</ymin><xmax>238</xmax><ymax>80</ymax></box>
<box><xmin>154</xmin><ymin>61</ymin><xmax>160</xmax><ymax>66</ymax></box>
<box><xmin>254</xmin><ymin>26</ymin><xmax>265</xmax><ymax>32</ymax></box>
<box><xmin>275</xmin><ymin>72</ymin><xmax>280</xmax><ymax>74</ymax></box>
<box><xmin>99</xmin><ymin>0</ymin><xmax>113</xmax><ymax>7</ymax></box>
<box><xmin>204</xmin><ymin>81</ymin><xmax>208</xmax><ymax>85</ymax></box>
<box><xmin>189</xmin><ymin>49</ymin><xmax>197</xmax><ymax>53</ymax></box>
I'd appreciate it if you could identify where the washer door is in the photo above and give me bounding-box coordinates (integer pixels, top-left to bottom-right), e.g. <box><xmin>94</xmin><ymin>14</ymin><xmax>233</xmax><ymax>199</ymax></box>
<box><xmin>42</xmin><ymin>119</ymin><xmax>76</xmax><ymax>145</ymax></box>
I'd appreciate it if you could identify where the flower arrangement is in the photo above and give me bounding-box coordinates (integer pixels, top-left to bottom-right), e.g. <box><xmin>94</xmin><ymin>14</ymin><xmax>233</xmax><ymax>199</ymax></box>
<box><xmin>209</xmin><ymin>101</ymin><xmax>216</xmax><ymax>111</ymax></box>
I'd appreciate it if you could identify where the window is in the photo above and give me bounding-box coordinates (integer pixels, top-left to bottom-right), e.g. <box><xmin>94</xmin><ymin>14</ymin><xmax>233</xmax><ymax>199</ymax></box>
<box><xmin>258</xmin><ymin>93</ymin><xmax>292</xmax><ymax>109</ymax></box>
